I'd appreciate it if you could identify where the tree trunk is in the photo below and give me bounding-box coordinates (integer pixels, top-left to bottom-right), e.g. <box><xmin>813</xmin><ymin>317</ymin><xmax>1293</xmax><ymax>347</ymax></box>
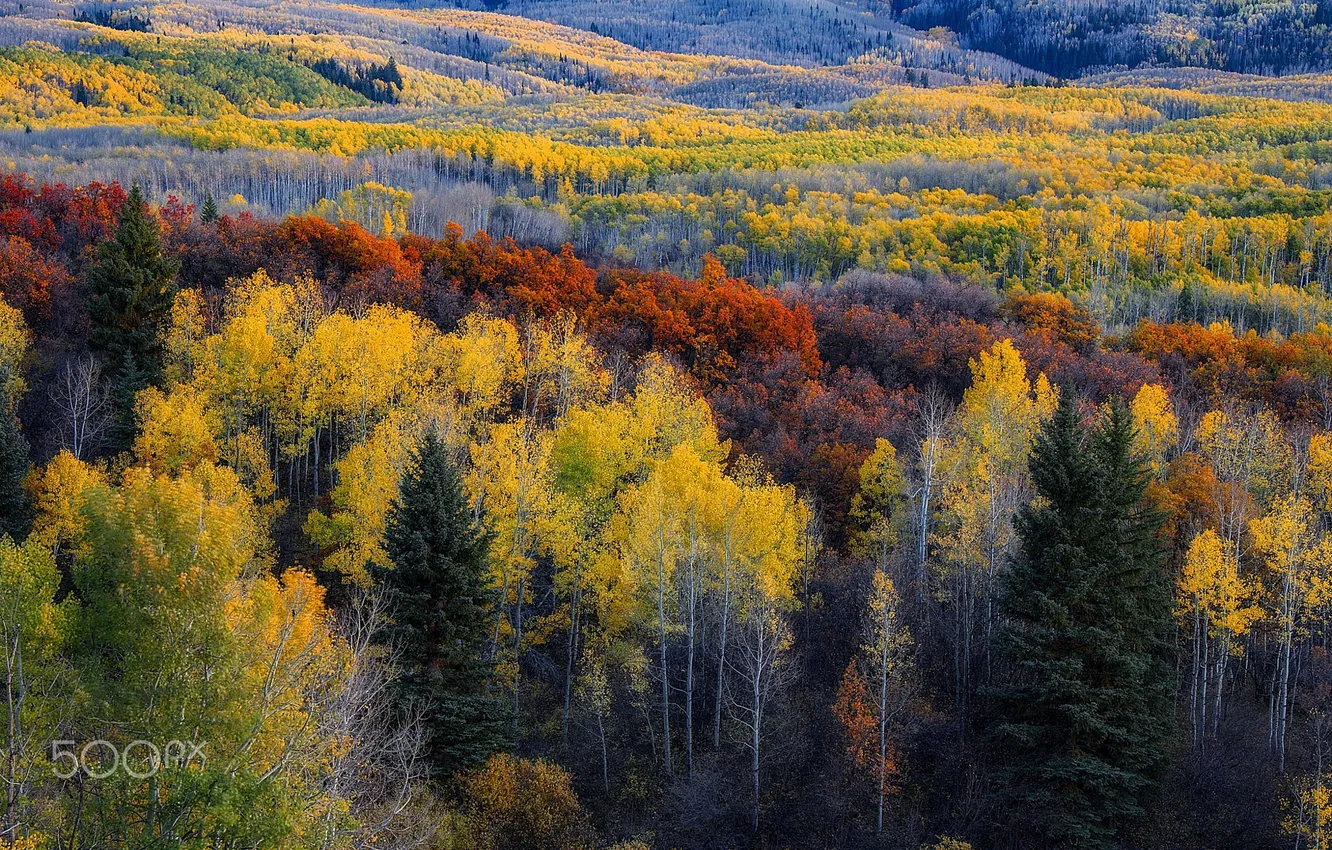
<box><xmin>713</xmin><ymin>569</ymin><xmax>731</xmax><ymax>748</ymax></box>
<box><xmin>657</xmin><ymin>552</ymin><xmax>672</xmax><ymax>775</ymax></box>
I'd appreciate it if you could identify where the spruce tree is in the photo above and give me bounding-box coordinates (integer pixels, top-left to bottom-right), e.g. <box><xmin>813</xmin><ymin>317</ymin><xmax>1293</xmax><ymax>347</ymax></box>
<box><xmin>88</xmin><ymin>185</ymin><xmax>179</xmax><ymax>391</ymax></box>
<box><xmin>0</xmin><ymin>411</ymin><xmax>30</xmax><ymax>539</ymax></box>
<box><xmin>199</xmin><ymin>193</ymin><xmax>219</xmax><ymax>224</ymax></box>
<box><xmin>988</xmin><ymin>394</ymin><xmax>1172</xmax><ymax>849</ymax></box>
<box><xmin>377</xmin><ymin>432</ymin><xmax>510</xmax><ymax>779</ymax></box>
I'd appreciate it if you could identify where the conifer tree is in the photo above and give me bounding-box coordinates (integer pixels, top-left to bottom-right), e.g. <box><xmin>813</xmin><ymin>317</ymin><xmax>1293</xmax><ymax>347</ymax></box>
<box><xmin>988</xmin><ymin>395</ymin><xmax>1171</xmax><ymax>849</ymax></box>
<box><xmin>199</xmin><ymin>193</ymin><xmax>219</xmax><ymax>225</ymax></box>
<box><xmin>88</xmin><ymin>185</ymin><xmax>179</xmax><ymax>401</ymax></box>
<box><xmin>0</xmin><ymin>301</ymin><xmax>29</xmax><ymax>538</ymax></box>
<box><xmin>0</xmin><ymin>412</ymin><xmax>30</xmax><ymax>539</ymax></box>
<box><xmin>378</xmin><ymin>432</ymin><xmax>510</xmax><ymax>779</ymax></box>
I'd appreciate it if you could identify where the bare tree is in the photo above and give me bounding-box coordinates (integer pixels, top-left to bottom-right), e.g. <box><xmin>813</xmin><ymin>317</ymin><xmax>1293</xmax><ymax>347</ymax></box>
<box><xmin>905</xmin><ymin>385</ymin><xmax>952</xmax><ymax>604</ymax></box>
<box><xmin>725</xmin><ymin>598</ymin><xmax>796</xmax><ymax>833</ymax></box>
<box><xmin>49</xmin><ymin>355</ymin><xmax>112</xmax><ymax>460</ymax></box>
<box><xmin>319</xmin><ymin>591</ymin><xmax>436</xmax><ymax>850</ymax></box>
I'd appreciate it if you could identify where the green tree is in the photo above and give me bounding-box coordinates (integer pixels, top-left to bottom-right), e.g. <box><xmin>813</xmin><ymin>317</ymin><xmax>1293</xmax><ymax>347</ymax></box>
<box><xmin>378</xmin><ymin>432</ymin><xmax>510</xmax><ymax>778</ymax></box>
<box><xmin>88</xmin><ymin>185</ymin><xmax>179</xmax><ymax>409</ymax></box>
<box><xmin>988</xmin><ymin>395</ymin><xmax>1172</xmax><ymax>848</ymax></box>
<box><xmin>0</xmin><ymin>298</ymin><xmax>30</xmax><ymax>538</ymax></box>
<box><xmin>199</xmin><ymin>192</ymin><xmax>220</xmax><ymax>224</ymax></box>
<box><xmin>0</xmin><ymin>536</ymin><xmax>72</xmax><ymax>841</ymax></box>
<box><xmin>0</xmin><ymin>413</ymin><xmax>30</xmax><ymax>540</ymax></box>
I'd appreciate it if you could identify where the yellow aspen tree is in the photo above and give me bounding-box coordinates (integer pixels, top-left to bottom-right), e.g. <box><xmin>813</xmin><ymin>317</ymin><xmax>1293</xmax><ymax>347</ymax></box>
<box><xmin>1289</xmin><ymin>782</ymin><xmax>1332</xmax><ymax>850</ymax></box>
<box><xmin>849</xmin><ymin>437</ymin><xmax>906</xmax><ymax>575</ymax></box>
<box><xmin>1252</xmin><ymin>494</ymin><xmax>1320</xmax><ymax>770</ymax></box>
<box><xmin>132</xmin><ymin>385</ymin><xmax>221</xmax><ymax>476</ymax></box>
<box><xmin>28</xmin><ymin>451</ymin><xmax>103</xmax><ymax>559</ymax></box>
<box><xmin>163</xmin><ymin>287</ymin><xmax>208</xmax><ymax>386</ymax></box>
<box><xmin>617</xmin><ymin>454</ymin><xmax>682</xmax><ymax>775</ymax></box>
<box><xmin>518</xmin><ymin>312</ymin><xmax>607</xmax><ymax>423</ymax></box>
<box><xmin>468</xmin><ymin>418</ymin><xmax>558</xmax><ymax>721</ymax></box>
<box><xmin>305</xmin><ymin>413</ymin><xmax>416</xmax><ymax>585</ymax></box>
<box><xmin>1309</xmin><ymin>431</ymin><xmax>1332</xmax><ymax>513</ymax></box>
<box><xmin>440</xmin><ymin>313</ymin><xmax>523</xmax><ymax>438</ymax></box>
<box><xmin>1177</xmin><ymin>528</ymin><xmax>1260</xmax><ymax>744</ymax></box>
<box><xmin>1130</xmin><ymin>382</ymin><xmax>1178</xmax><ymax>477</ymax></box>
<box><xmin>1196</xmin><ymin>407</ymin><xmax>1291</xmax><ymax>548</ymax></box>
<box><xmin>655</xmin><ymin>444</ymin><xmax>720</xmax><ymax>778</ymax></box>
<box><xmin>863</xmin><ymin>570</ymin><xmax>913</xmax><ymax>836</ymax></box>
<box><xmin>0</xmin><ymin>537</ymin><xmax>72</xmax><ymax>840</ymax></box>
<box><xmin>0</xmin><ymin>297</ymin><xmax>26</xmax><ymax>411</ymax></box>
<box><xmin>936</xmin><ymin>338</ymin><xmax>1056</xmax><ymax>710</ymax></box>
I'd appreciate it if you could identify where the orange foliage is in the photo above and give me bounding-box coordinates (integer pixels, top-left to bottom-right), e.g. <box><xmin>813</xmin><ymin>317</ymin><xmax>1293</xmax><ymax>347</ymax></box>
<box><xmin>833</xmin><ymin>661</ymin><xmax>879</xmax><ymax>772</ymax></box>
<box><xmin>274</xmin><ymin>216</ymin><xmax>422</xmax><ymax>307</ymax></box>
<box><xmin>1003</xmin><ymin>291</ymin><xmax>1100</xmax><ymax>350</ymax></box>
<box><xmin>595</xmin><ymin>255</ymin><xmax>821</xmax><ymax>382</ymax></box>
<box><xmin>0</xmin><ymin>236</ymin><xmax>69</xmax><ymax>321</ymax></box>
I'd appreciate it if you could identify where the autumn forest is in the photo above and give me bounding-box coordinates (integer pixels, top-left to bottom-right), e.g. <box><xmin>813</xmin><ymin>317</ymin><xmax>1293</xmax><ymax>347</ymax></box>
<box><xmin>2</xmin><ymin>1</ymin><xmax>1332</xmax><ymax>849</ymax></box>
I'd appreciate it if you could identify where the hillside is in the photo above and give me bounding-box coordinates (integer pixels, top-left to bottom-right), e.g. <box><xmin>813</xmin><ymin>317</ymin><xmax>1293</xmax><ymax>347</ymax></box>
<box><xmin>0</xmin><ymin>0</ymin><xmax>1331</xmax><ymax>337</ymax></box>
<box><xmin>5</xmin><ymin>3</ymin><xmax>1332</xmax><ymax>850</ymax></box>
<box><xmin>891</xmin><ymin>0</ymin><xmax>1332</xmax><ymax>78</ymax></box>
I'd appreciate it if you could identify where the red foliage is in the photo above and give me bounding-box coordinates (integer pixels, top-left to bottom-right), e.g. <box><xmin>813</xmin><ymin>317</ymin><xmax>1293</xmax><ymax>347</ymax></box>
<box><xmin>594</xmin><ymin>255</ymin><xmax>821</xmax><ymax>382</ymax></box>
<box><xmin>1127</xmin><ymin>320</ymin><xmax>1332</xmax><ymax>419</ymax></box>
<box><xmin>0</xmin><ymin>236</ymin><xmax>71</xmax><ymax>322</ymax></box>
<box><xmin>274</xmin><ymin>216</ymin><xmax>422</xmax><ymax>307</ymax></box>
<box><xmin>34</xmin><ymin>179</ymin><xmax>126</xmax><ymax>254</ymax></box>
<box><xmin>414</xmin><ymin>225</ymin><xmax>598</xmax><ymax>322</ymax></box>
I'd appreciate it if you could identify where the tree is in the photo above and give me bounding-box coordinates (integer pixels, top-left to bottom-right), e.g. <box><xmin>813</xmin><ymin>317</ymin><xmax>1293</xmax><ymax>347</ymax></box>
<box><xmin>1250</xmin><ymin>493</ymin><xmax>1324</xmax><ymax>771</ymax></box>
<box><xmin>864</xmin><ymin>570</ymin><xmax>913</xmax><ymax>835</ymax></box>
<box><xmin>726</xmin><ymin>594</ymin><xmax>794</xmax><ymax>833</ymax></box>
<box><xmin>937</xmin><ymin>339</ymin><xmax>1056</xmax><ymax>711</ymax></box>
<box><xmin>68</xmin><ymin>463</ymin><xmax>307</xmax><ymax>847</ymax></box>
<box><xmin>0</xmin><ymin>414</ymin><xmax>30</xmax><ymax>541</ymax></box>
<box><xmin>0</xmin><ymin>299</ymin><xmax>29</xmax><ymax>538</ymax></box>
<box><xmin>1129</xmin><ymin>382</ymin><xmax>1178</xmax><ymax>477</ymax></box>
<box><xmin>989</xmin><ymin>395</ymin><xmax>1172</xmax><ymax>848</ymax></box>
<box><xmin>377</xmin><ymin>431</ymin><xmax>509</xmax><ymax>779</ymax></box>
<box><xmin>0</xmin><ymin>537</ymin><xmax>71</xmax><ymax>842</ymax></box>
<box><xmin>48</xmin><ymin>355</ymin><xmax>112</xmax><ymax>460</ymax></box>
<box><xmin>458</xmin><ymin>754</ymin><xmax>596</xmax><ymax>850</ymax></box>
<box><xmin>200</xmin><ymin>193</ymin><xmax>219</xmax><ymax>224</ymax></box>
<box><xmin>904</xmin><ymin>385</ymin><xmax>951</xmax><ymax>600</ymax></box>
<box><xmin>1177</xmin><ymin>528</ymin><xmax>1259</xmax><ymax>746</ymax></box>
<box><xmin>87</xmin><ymin>184</ymin><xmax>179</xmax><ymax>421</ymax></box>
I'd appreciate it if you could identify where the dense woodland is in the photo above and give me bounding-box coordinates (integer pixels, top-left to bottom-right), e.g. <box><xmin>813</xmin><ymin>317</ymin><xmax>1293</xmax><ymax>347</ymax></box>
<box><xmin>6</xmin><ymin>1</ymin><xmax>1332</xmax><ymax>849</ymax></box>
<box><xmin>0</xmin><ymin>165</ymin><xmax>1331</xmax><ymax>850</ymax></box>
<box><xmin>891</xmin><ymin>0</ymin><xmax>1332</xmax><ymax>78</ymax></box>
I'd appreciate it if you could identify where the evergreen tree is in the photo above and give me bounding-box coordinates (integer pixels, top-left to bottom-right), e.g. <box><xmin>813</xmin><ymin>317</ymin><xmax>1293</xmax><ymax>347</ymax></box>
<box><xmin>988</xmin><ymin>394</ymin><xmax>1172</xmax><ymax>849</ymax></box>
<box><xmin>377</xmin><ymin>432</ymin><xmax>510</xmax><ymax>779</ymax></box>
<box><xmin>0</xmin><ymin>411</ymin><xmax>30</xmax><ymax>539</ymax></box>
<box><xmin>199</xmin><ymin>193</ymin><xmax>219</xmax><ymax>224</ymax></box>
<box><xmin>88</xmin><ymin>185</ymin><xmax>179</xmax><ymax>390</ymax></box>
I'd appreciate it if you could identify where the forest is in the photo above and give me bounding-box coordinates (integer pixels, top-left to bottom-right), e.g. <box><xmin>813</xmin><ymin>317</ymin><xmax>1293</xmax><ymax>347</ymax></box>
<box><xmin>3</xmin><ymin>0</ymin><xmax>1332</xmax><ymax>849</ymax></box>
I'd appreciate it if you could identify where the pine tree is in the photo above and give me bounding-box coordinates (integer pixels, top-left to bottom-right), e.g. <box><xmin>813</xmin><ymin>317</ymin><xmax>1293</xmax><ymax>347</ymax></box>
<box><xmin>199</xmin><ymin>193</ymin><xmax>219</xmax><ymax>224</ymax></box>
<box><xmin>988</xmin><ymin>395</ymin><xmax>1172</xmax><ymax>849</ymax></box>
<box><xmin>377</xmin><ymin>432</ymin><xmax>510</xmax><ymax>779</ymax></box>
<box><xmin>0</xmin><ymin>412</ymin><xmax>30</xmax><ymax>539</ymax></box>
<box><xmin>88</xmin><ymin>185</ymin><xmax>179</xmax><ymax>389</ymax></box>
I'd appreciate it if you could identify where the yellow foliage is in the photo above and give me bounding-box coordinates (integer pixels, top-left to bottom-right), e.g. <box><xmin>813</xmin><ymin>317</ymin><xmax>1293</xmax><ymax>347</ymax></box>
<box><xmin>1130</xmin><ymin>382</ymin><xmax>1178</xmax><ymax>476</ymax></box>
<box><xmin>133</xmin><ymin>385</ymin><xmax>221</xmax><ymax>475</ymax></box>
<box><xmin>1178</xmin><ymin>528</ymin><xmax>1260</xmax><ymax>639</ymax></box>
<box><xmin>0</xmin><ymin>294</ymin><xmax>27</xmax><ymax>408</ymax></box>
<box><xmin>28</xmin><ymin>450</ymin><xmax>104</xmax><ymax>555</ymax></box>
